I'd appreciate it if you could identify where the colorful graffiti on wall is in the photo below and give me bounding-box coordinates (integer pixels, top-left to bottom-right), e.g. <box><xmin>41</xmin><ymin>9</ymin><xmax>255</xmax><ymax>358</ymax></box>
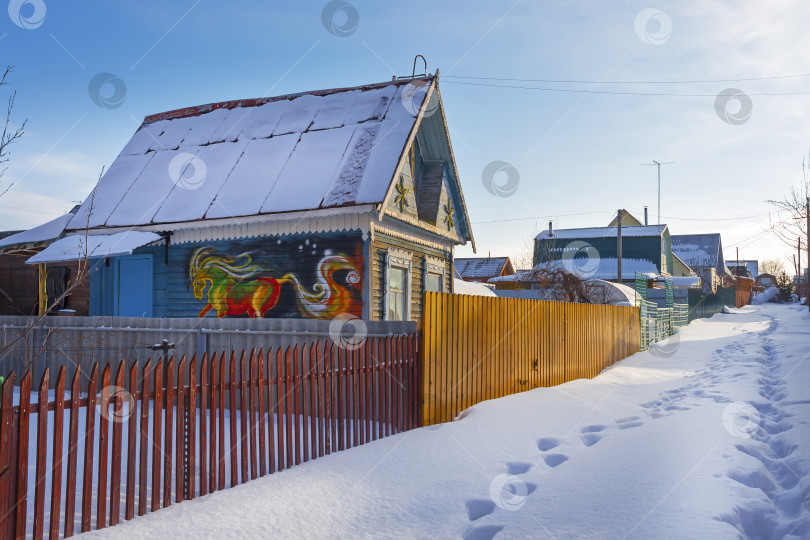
<box><xmin>188</xmin><ymin>237</ymin><xmax>362</xmax><ymax>319</ymax></box>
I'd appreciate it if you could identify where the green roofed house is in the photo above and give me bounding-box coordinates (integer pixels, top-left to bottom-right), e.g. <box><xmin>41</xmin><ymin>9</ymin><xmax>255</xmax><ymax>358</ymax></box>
<box><xmin>533</xmin><ymin>223</ymin><xmax>674</xmax><ymax>284</ymax></box>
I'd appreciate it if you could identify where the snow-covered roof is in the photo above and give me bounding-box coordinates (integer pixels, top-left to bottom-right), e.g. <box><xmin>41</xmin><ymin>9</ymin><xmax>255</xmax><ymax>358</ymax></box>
<box><xmin>489</xmin><ymin>257</ymin><xmax>660</xmax><ymax>282</ymax></box>
<box><xmin>454</xmin><ymin>257</ymin><xmax>511</xmax><ymax>279</ymax></box>
<box><xmin>452</xmin><ymin>278</ymin><xmax>497</xmax><ymax>297</ymax></box>
<box><xmin>27</xmin><ymin>231</ymin><xmax>162</xmax><ymax>264</ymax></box>
<box><xmin>68</xmin><ymin>78</ymin><xmax>435</xmax><ymax>231</ymax></box>
<box><xmin>535</xmin><ymin>225</ymin><xmax>666</xmax><ymax>240</ymax></box>
<box><xmin>671</xmin><ymin>234</ymin><xmax>725</xmax><ymax>270</ymax></box>
<box><xmin>0</xmin><ymin>213</ymin><xmax>74</xmax><ymax>249</ymax></box>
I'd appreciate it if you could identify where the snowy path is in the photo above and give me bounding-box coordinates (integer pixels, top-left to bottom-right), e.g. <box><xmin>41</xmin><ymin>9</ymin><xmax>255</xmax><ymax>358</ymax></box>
<box><xmin>83</xmin><ymin>304</ymin><xmax>810</xmax><ymax>539</ymax></box>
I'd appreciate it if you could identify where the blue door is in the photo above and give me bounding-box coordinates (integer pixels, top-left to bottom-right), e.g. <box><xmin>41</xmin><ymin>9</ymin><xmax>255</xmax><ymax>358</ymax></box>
<box><xmin>116</xmin><ymin>255</ymin><xmax>153</xmax><ymax>317</ymax></box>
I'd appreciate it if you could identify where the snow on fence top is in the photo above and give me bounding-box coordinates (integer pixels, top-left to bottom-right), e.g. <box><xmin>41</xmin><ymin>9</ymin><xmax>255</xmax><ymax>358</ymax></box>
<box><xmin>67</xmin><ymin>77</ymin><xmax>433</xmax><ymax>231</ymax></box>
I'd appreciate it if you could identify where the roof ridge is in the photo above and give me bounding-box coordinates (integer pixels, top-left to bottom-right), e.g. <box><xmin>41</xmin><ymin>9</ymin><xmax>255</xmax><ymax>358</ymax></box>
<box><xmin>142</xmin><ymin>76</ymin><xmax>434</xmax><ymax>126</ymax></box>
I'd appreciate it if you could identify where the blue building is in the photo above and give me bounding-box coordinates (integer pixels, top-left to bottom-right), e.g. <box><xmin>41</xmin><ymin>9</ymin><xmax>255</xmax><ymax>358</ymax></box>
<box><xmin>26</xmin><ymin>75</ymin><xmax>474</xmax><ymax>321</ymax></box>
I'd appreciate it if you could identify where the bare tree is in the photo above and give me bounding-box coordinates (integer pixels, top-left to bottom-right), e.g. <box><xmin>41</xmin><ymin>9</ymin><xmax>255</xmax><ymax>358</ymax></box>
<box><xmin>760</xmin><ymin>259</ymin><xmax>785</xmax><ymax>276</ymax></box>
<box><xmin>0</xmin><ymin>66</ymin><xmax>27</xmax><ymax>198</ymax></box>
<box><xmin>511</xmin><ymin>232</ymin><xmax>536</xmax><ymax>271</ymax></box>
<box><xmin>768</xmin><ymin>147</ymin><xmax>809</xmax><ymax>258</ymax></box>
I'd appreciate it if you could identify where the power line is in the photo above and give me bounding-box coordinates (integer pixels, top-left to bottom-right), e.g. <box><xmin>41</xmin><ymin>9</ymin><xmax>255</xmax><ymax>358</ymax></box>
<box><xmin>472</xmin><ymin>210</ymin><xmax>771</xmax><ymax>225</ymax></box>
<box><xmin>443</xmin><ymin>73</ymin><xmax>810</xmax><ymax>85</ymax></box>
<box><xmin>442</xmin><ymin>80</ymin><xmax>810</xmax><ymax>97</ymax></box>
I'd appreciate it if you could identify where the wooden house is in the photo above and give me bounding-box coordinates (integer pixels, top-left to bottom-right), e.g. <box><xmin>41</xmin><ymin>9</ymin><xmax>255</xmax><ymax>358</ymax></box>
<box><xmin>26</xmin><ymin>75</ymin><xmax>474</xmax><ymax>321</ymax></box>
<box><xmin>0</xmin><ymin>210</ymin><xmax>89</xmax><ymax>315</ymax></box>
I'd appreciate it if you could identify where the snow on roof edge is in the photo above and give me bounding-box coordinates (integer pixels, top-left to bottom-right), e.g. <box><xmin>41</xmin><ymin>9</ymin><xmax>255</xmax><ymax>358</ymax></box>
<box><xmin>142</xmin><ymin>76</ymin><xmax>434</xmax><ymax>126</ymax></box>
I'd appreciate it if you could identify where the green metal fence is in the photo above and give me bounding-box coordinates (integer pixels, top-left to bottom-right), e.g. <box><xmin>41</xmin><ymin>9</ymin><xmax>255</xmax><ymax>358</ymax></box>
<box><xmin>635</xmin><ymin>273</ymin><xmax>697</xmax><ymax>351</ymax></box>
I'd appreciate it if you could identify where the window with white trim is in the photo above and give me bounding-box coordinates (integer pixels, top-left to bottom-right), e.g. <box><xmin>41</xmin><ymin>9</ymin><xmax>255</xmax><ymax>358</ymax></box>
<box><xmin>424</xmin><ymin>256</ymin><xmax>445</xmax><ymax>293</ymax></box>
<box><xmin>385</xmin><ymin>249</ymin><xmax>412</xmax><ymax>321</ymax></box>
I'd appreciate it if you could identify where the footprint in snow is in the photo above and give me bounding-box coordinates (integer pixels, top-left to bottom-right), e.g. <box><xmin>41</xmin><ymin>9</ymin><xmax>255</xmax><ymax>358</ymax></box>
<box><xmin>537</xmin><ymin>437</ymin><xmax>561</xmax><ymax>451</ymax></box>
<box><xmin>615</xmin><ymin>416</ymin><xmax>643</xmax><ymax>430</ymax></box>
<box><xmin>465</xmin><ymin>499</ymin><xmax>496</xmax><ymax>521</ymax></box>
<box><xmin>581</xmin><ymin>424</ymin><xmax>607</xmax><ymax>433</ymax></box>
<box><xmin>543</xmin><ymin>453</ymin><xmax>568</xmax><ymax>468</ymax></box>
<box><xmin>505</xmin><ymin>461</ymin><xmax>532</xmax><ymax>475</ymax></box>
<box><xmin>580</xmin><ymin>432</ymin><xmax>604</xmax><ymax>447</ymax></box>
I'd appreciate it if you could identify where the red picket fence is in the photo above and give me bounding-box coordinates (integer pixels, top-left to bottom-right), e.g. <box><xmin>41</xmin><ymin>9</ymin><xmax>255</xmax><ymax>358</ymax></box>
<box><xmin>0</xmin><ymin>335</ymin><xmax>420</xmax><ymax>538</ymax></box>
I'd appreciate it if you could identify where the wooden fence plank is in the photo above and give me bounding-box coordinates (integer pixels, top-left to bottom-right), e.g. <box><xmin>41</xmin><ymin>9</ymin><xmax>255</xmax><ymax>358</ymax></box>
<box><xmin>265</xmin><ymin>349</ymin><xmax>275</xmax><ymax>475</ymax></box>
<box><xmin>175</xmin><ymin>357</ymin><xmax>186</xmax><ymax>503</ymax></box>
<box><xmin>32</xmin><ymin>368</ymin><xmax>49</xmax><ymax>540</ymax></box>
<box><xmin>151</xmin><ymin>359</ymin><xmax>164</xmax><ymax>512</ymax></box>
<box><xmin>0</xmin><ymin>372</ymin><xmax>16</xmax><ymax>539</ymax></box>
<box><xmin>218</xmin><ymin>355</ymin><xmax>226</xmax><ymax>489</ymax></box>
<box><xmin>228</xmin><ymin>353</ymin><xmax>238</xmax><ymax>486</ymax></box>
<box><xmin>125</xmin><ymin>363</ymin><xmax>137</xmax><ymax>521</ymax></box>
<box><xmin>337</xmin><ymin>346</ymin><xmax>346</xmax><ymax>452</ymax></box>
<box><xmin>248</xmin><ymin>351</ymin><xmax>258</xmax><ymax>480</ymax></box>
<box><xmin>318</xmin><ymin>343</ymin><xmax>328</xmax><ymax>457</ymax></box>
<box><xmin>239</xmin><ymin>352</ymin><xmax>249</xmax><ymax>484</ymax></box>
<box><xmin>64</xmin><ymin>366</ymin><xmax>80</xmax><ymax>537</ymax></box>
<box><xmin>187</xmin><ymin>355</ymin><xmax>197</xmax><ymax>500</ymax></box>
<box><xmin>257</xmin><ymin>350</ymin><xmax>267</xmax><ymax>476</ymax></box>
<box><xmin>284</xmin><ymin>347</ymin><xmax>294</xmax><ymax>468</ymax></box>
<box><xmin>275</xmin><ymin>348</ymin><xmax>285</xmax><ymax>471</ymax></box>
<box><xmin>209</xmin><ymin>353</ymin><xmax>219</xmax><ymax>493</ymax></box>
<box><xmin>80</xmin><ymin>365</ymin><xmax>97</xmax><ymax>533</ymax></box>
<box><xmin>307</xmin><ymin>345</ymin><xmax>316</xmax><ymax>463</ymax></box>
<box><xmin>15</xmin><ymin>369</ymin><xmax>32</xmax><ymax>539</ymax></box>
<box><xmin>109</xmin><ymin>363</ymin><xmax>125</xmax><ymax>528</ymax></box>
<box><xmin>326</xmin><ymin>342</ymin><xmax>335</xmax><ymax>454</ymax></box>
<box><xmin>96</xmin><ymin>366</ymin><xmax>110</xmax><ymax>530</ymax></box>
<box><xmin>48</xmin><ymin>367</ymin><xmax>66</xmax><ymax>539</ymax></box>
<box><xmin>138</xmin><ymin>359</ymin><xmax>152</xmax><ymax>516</ymax></box>
<box><xmin>293</xmin><ymin>345</ymin><xmax>302</xmax><ymax>465</ymax></box>
<box><xmin>163</xmin><ymin>357</ymin><xmax>175</xmax><ymax>509</ymax></box>
<box><xmin>199</xmin><ymin>354</ymin><xmax>208</xmax><ymax>497</ymax></box>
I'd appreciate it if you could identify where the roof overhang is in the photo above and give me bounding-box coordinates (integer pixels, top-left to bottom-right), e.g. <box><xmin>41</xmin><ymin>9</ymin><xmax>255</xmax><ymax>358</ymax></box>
<box><xmin>26</xmin><ymin>231</ymin><xmax>162</xmax><ymax>265</ymax></box>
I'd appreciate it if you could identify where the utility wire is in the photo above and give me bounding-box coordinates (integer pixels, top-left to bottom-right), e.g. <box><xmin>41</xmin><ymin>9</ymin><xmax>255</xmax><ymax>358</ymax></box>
<box><xmin>443</xmin><ymin>73</ymin><xmax>810</xmax><ymax>85</ymax></box>
<box><xmin>473</xmin><ymin>211</ymin><xmax>771</xmax><ymax>225</ymax></box>
<box><xmin>443</xmin><ymin>80</ymin><xmax>810</xmax><ymax>97</ymax></box>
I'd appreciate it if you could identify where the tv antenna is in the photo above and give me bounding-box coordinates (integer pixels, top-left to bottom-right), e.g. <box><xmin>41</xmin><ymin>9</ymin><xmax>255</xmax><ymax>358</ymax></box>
<box><xmin>640</xmin><ymin>161</ymin><xmax>675</xmax><ymax>225</ymax></box>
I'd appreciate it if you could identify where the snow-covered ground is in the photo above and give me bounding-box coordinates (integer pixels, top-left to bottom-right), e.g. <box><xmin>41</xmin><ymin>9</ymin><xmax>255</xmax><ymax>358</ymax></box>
<box><xmin>85</xmin><ymin>303</ymin><xmax>810</xmax><ymax>539</ymax></box>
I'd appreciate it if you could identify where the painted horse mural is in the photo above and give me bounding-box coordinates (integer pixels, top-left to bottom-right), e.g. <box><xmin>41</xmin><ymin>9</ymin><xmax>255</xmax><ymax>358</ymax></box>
<box><xmin>189</xmin><ymin>246</ymin><xmax>361</xmax><ymax>318</ymax></box>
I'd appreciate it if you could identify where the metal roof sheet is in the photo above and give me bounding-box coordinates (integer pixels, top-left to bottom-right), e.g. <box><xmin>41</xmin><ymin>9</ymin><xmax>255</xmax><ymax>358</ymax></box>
<box><xmin>67</xmin><ymin>78</ymin><xmax>432</xmax><ymax>231</ymax></box>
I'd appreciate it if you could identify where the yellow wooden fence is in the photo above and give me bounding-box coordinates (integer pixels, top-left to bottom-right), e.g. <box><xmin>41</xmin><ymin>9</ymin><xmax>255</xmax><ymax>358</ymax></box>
<box><xmin>421</xmin><ymin>293</ymin><xmax>641</xmax><ymax>426</ymax></box>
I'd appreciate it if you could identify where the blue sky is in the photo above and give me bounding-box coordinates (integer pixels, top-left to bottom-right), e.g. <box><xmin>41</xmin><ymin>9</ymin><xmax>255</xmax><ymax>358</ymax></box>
<box><xmin>1</xmin><ymin>0</ymin><xmax>809</xmax><ymax>269</ymax></box>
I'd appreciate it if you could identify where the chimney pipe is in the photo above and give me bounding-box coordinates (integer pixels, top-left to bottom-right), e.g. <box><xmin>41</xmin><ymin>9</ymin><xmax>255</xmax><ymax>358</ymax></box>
<box><xmin>548</xmin><ymin>221</ymin><xmax>553</xmax><ymax>236</ymax></box>
<box><xmin>644</xmin><ymin>206</ymin><xmax>648</xmax><ymax>226</ymax></box>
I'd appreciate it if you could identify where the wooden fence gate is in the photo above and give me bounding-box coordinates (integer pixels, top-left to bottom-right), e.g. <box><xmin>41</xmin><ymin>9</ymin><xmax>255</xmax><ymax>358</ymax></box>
<box><xmin>0</xmin><ymin>335</ymin><xmax>419</xmax><ymax>538</ymax></box>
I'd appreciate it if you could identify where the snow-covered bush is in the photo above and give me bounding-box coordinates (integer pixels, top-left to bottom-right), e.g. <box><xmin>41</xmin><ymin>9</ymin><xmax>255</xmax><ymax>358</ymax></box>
<box><xmin>751</xmin><ymin>287</ymin><xmax>777</xmax><ymax>305</ymax></box>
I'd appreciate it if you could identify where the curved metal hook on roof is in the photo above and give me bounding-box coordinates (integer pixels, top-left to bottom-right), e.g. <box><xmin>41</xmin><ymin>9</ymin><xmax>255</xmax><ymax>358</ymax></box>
<box><xmin>412</xmin><ymin>55</ymin><xmax>427</xmax><ymax>78</ymax></box>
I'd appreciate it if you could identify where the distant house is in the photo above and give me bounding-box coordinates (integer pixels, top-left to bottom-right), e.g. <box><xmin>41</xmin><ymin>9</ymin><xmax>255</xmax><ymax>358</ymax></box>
<box><xmin>534</xmin><ymin>224</ymin><xmax>674</xmax><ymax>283</ymax></box>
<box><xmin>454</xmin><ymin>257</ymin><xmax>514</xmax><ymax>283</ymax></box>
<box><xmin>756</xmin><ymin>273</ymin><xmax>776</xmax><ymax>290</ymax></box>
<box><xmin>607</xmin><ymin>209</ymin><xmax>645</xmax><ymax>228</ymax></box>
<box><xmin>24</xmin><ymin>75</ymin><xmax>474</xmax><ymax>321</ymax></box>
<box><xmin>0</xmin><ymin>209</ymin><xmax>89</xmax><ymax>315</ymax></box>
<box><xmin>670</xmin><ymin>233</ymin><xmax>732</xmax><ymax>293</ymax></box>
<box><xmin>727</xmin><ymin>262</ymin><xmax>753</xmax><ymax>279</ymax></box>
<box><xmin>727</xmin><ymin>259</ymin><xmax>758</xmax><ymax>278</ymax></box>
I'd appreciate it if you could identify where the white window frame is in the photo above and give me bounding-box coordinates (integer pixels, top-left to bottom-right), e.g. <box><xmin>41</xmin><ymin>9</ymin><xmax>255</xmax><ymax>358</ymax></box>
<box><xmin>424</xmin><ymin>255</ymin><xmax>446</xmax><ymax>293</ymax></box>
<box><xmin>385</xmin><ymin>248</ymin><xmax>412</xmax><ymax>321</ymax></box>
